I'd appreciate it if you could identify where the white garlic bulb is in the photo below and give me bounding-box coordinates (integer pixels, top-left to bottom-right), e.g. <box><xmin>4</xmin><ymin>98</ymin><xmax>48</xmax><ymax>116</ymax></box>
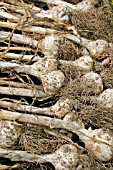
<box><xmin>96</xmin><ymin>89</ymin><xmax>113</xmax><ymax>108</ymax></box>
<box><xmin>84</xmin><ymin>40</ymin><xmax>109</xmax><ymax>58</ymax></box>
<box><xmin>77</xmin><ymin>128</ymin><xmax>113</xmax><ymax>161</ymax></box>
<box><xmin>75</xmin><ymin>55</ymin><xmax>93</xmax><ymax>74</ymax></box>
<box><xmin>50</xmin><ymin>98</ymin><xmax>72</xmax><ymax>118</ymax></box>
<box><xmin>38</xmin><ymin>35</ymin><xmax>59</xmax><ymax>56</ymax></box>
<box><xmin>0</xmin><ymin>120</ymin><xmax>21</xmax><ymax>148</ymax></box>
<box><xmin>51</xmin><ymin>5</ymin><xmax>70</xmax><ymax>23</ymax></box>
<box><xmin>31</xmin><ymin>57</ymin><xmax>57</xmax><ymax>74</ymax></box>
<box><xmin>82</xmin><ymin>72</ymin><xmax>103</xmax><ymax>94</ymax></box>
<box><xmin>42</xmin><ymin>70</ymin><xmax>65</xmax><ymax>95</ymax></box>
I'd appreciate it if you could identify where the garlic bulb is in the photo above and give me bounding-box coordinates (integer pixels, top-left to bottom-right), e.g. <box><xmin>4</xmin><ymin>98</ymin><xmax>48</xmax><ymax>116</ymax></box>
<box><xmin>77</xmin><ymin>128</ymin><xmax>113</xmax><ymax>162</ymax></box>
<box><xmin>38</xmin><ymin>35</ymin><xmax>59</xmax><ymax>56</ymax></box>
<box><xmin>59</xmin><ymin>55</ymin><xmax>93</xmax><ymax>74</ymax></box>
<box><xmin>96</xmin><ymin>89</ymin><xmax>113</xmax><ymax>108</ymax></box>
<box><xmin>74</xmin><ymin>55</ymin><xmax>93</xmax><ymax>74</ymax></box>
<box><xmin>82</xmin><ymin>71</ymin><xmax>103</xmax><ymax>94</ymax></box>
<box><xmin>0</xmin><ymin>120</ymin><xmax>21</xmax><ymax>148</ymax></box>
<box><xmin>83</xmin><ymin>39</ymin><xmax>109</xmax><ymax>58</ymax></box>
<box><xmin>51</xmin><ymin>5</ymin><xmax>70</xmax><ymax>23</ymax></box>
<box><xmin>50</xmin><ymin>144</ymin><xmax>78</xmax><ymax>170</ymax></box>
<box><xmin>31</xmin><ymin>57</ymin><xmax>57</xmax><ymax>74</ymax></box>
<box><xmin>42</xmin><ymin>70</ymin><xmax>65</xmax><ymax>95</ymax></box>
<box><xmin>50</xmin><ymin>98</ymin><xmax>72</xmax><ymax>118</ymax></box>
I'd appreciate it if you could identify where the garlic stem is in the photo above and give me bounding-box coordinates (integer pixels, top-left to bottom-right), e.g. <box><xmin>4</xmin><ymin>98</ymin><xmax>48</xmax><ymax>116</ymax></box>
<box><xmin>0</xmin><ymin>79</ymin><xmax>43</xmax><ymax>90</ymax></box>
<box><xmin>0</xmin><ymin>31</ymin><xmax>38</xmax><ymax>47</ymax></box>
<box><xmin>0</xmin><ymin>98</ymin><xmax>71</xmax><ymax>118</ymax></box>
<box><xmin>0</xmin><ymin>144</ymin><xmax>78</xmax><ymax>170</ymax></box>
<box><xmin>0</xmin><ymin>86</ymin><xmax>48</xmax><ymax>98</ymax></box>
<box><xmin>0</xmin><ymin>46</ymin><xmax>34</xmax><ymax>52</ymax></box>
<box><xmin>0</xmin><ymin>21</ymin><xmax>59</xmax><ymax>34</ymax></box>
<box><xmin>0</xmin><ymin>1</ymin><xmax>41</xmax><ymax>15</ymax></box>
<box><xmin>0</xmin><ymin>52</ymin><xmax>38</xmax><ymax>62</ymax></box>
<box><xmin>0</xmin><ymin>9</ymin><xmax>19</xmax><ymax>22</ymax></box>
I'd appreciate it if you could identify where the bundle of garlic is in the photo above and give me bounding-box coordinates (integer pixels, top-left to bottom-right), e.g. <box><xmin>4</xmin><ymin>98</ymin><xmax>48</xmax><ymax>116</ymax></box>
<box><xmin>0</xmin><ymin>0</ymin><xmax>112</xmax><ymax>61</ymax></box>
<box><xmin>0</xmin><ymin>109</ymin><xmax>113</xmax><ymax>162</ymax></box>
<box><xmin>0</xmin><ymin>0</ymin><xmax>113</xmax><ymax>169</ymax></box>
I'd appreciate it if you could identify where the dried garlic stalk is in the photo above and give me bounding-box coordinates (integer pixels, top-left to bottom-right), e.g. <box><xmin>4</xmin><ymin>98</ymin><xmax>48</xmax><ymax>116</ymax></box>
<box><xmin>0</xmin><ymin>98</ymin><xmax>72</xmax><ymax>118</ymax></box>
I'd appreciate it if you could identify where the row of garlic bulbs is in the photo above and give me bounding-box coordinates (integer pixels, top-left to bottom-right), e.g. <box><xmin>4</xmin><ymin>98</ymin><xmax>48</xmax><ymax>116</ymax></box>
<box><xmin>0</xmin><ymin>0</ymin><xmax>113</xmax><ymax>165</ymax></box>
<box><xmin>0</xmin><ymin>37</ymin><xmax>113</xmax><ymax>162</ymax></box>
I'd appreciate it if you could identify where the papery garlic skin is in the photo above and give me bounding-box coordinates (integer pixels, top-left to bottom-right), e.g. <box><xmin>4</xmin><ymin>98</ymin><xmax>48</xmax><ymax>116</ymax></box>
<box><xmin>39</xmin><ymin>35</ymin><xmax>59</xmax><ymax>56</ymax></box>
<box><xmin>82</xmin><ymin>72</ymin><xmax>103</xmax><ymax>94</ymax></box>
<box><xmin>0</xmin><ymin>120</ymin><xmax>21</xmax><ymax>148</ymax></box>
<box><xmin>42</xmin><ymin>70</ymin><xmax>65</xmax><ymax>95</ymax></box>
<box><xmin>96</xmin><ymin>89</ymin><xmax>113</xmax><ymax>108</ymax></box>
